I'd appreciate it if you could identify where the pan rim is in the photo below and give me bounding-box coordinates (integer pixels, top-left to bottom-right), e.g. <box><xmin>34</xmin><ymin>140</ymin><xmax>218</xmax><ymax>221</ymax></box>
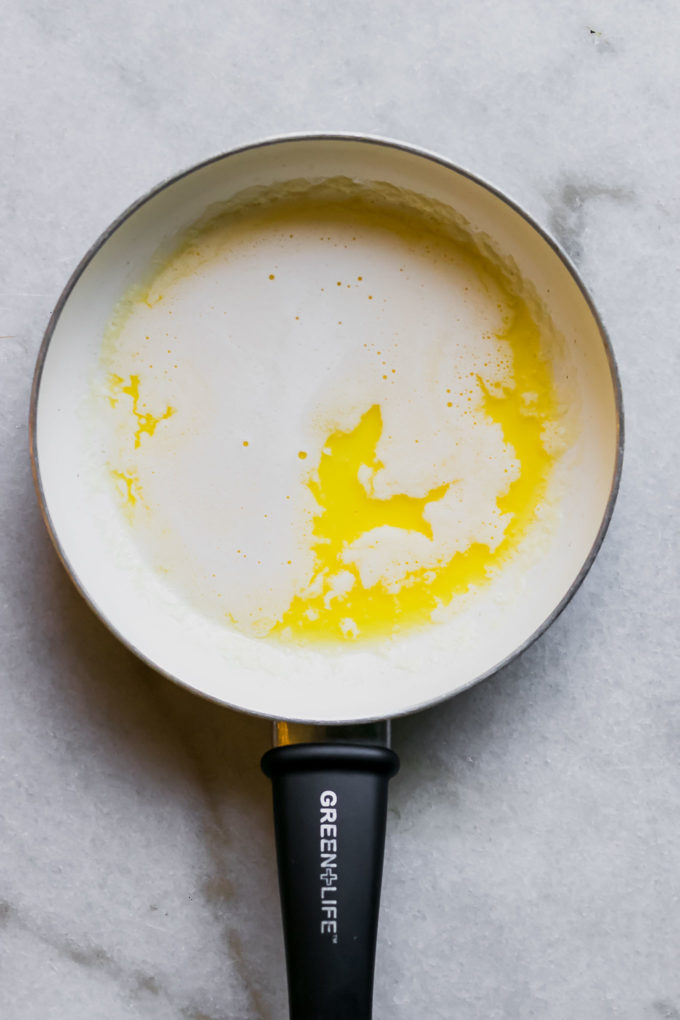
<box><xmin>29</xmin><ymin>131</ymin><xmax>624</xmax><ymax>724</ymax></box>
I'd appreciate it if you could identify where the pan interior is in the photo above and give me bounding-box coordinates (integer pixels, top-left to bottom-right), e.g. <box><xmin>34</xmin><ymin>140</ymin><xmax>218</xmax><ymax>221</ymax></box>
<box><xmin>34</xmin><ymin>139</ymin><xmax>620</xmax><ymax>722</ymax></box>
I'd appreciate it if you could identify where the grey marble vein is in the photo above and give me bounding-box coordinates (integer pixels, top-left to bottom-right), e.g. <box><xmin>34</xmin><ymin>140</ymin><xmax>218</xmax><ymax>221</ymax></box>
<box><xmin>0</xmin><ymin>897</ymin><xmax>168</xmax><ymax>1009</ymax></box>
<box><xmin>654</xmin><ymin>1005</ymin><xmax>680</xmax><ymax>1020</ymax></box>
<box><xmin>548</xmin><ymin>180</ymin><xmax>636</xmax><ymax>262</ymax></box>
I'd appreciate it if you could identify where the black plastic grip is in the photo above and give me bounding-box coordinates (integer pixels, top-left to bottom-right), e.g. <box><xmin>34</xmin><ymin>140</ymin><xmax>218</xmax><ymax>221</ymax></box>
<box><xmin>261</xmin><ymin>743</ymin><xmax>400</xmax><ymax>1020</ymax></box>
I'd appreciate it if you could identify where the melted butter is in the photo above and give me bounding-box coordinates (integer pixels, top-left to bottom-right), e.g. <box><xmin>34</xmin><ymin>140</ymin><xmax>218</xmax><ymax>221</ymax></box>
<box><xmin>110</xmin><ymin>468</ymin><xmax>145</xmax><ymax>513</ymax></box>
<box><xmin>107</xmin><ymin>374</ymin><xmax>175</xmax><ymax>512</ymax></box>
<box><xmin>109</xmin><ymin>373</ymin><xmax>175</xmax><ymax>450</ymax></box>
<box><xmin>275</xmin><ymin>295</ymin><xmax>559</xmax><ymax>643</ymax></box>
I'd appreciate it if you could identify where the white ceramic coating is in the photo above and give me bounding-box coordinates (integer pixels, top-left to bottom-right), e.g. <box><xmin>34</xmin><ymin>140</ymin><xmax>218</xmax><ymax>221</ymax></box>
<box><xmin>32</xmin><ymin>137</ymin><xmax>621</xmax><ymax>723</ymax></box>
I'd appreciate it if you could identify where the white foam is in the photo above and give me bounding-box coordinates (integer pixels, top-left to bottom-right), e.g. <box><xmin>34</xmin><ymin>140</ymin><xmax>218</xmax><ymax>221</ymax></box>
<box><xmin>97</xmin><ymin>199</ymin><xmax>538</xmax><ymax>635</ymax></box>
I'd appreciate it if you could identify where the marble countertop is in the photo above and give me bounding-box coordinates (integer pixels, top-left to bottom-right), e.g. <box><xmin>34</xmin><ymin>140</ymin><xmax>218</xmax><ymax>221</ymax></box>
<box><xmin>2</xmin><ymin>2</ymin><xmax>679</xmax><ymax>1017</ymax></box>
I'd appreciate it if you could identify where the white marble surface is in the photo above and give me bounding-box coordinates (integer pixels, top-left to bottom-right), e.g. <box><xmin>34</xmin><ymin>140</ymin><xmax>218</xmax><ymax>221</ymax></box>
<box><xmin>1</xmin><ymin>2</ymin><xmax>679</xmax><ymax>1017</ymax></box>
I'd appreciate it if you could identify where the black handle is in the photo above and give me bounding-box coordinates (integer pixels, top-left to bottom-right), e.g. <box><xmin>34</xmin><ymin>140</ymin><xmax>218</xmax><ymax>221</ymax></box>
<box><xmin>261</xmin><ymin>743</ymin><xmax>400</xmax><ymax>1020</ymax></box>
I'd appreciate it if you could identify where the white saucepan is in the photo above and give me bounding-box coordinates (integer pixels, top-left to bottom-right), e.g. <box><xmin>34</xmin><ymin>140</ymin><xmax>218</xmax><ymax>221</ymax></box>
<box><xmin>30</xmin><ymin>135</ymin><xmax>622</xmax><ymax>1019</ymax></box>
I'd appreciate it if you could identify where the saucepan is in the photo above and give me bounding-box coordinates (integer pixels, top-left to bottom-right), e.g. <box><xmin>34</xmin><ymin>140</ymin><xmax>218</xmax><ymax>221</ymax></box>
<box><xmin>30</xmin><ymin>135</ymin><xmax>622</xmax><ymax>1018</ymax></box>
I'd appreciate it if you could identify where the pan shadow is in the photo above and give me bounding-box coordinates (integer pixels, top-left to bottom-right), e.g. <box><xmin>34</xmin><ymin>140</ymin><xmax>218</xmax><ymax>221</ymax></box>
<box><xmin>389</xmin><ymin>600</ymin><xmax>575</xmax><ymax>820</ymax></box>
<box><xmin>25</xmin><ymin>509</ymin><xmax>285</xmax><ymax>1018</ymax></box>
<box><xmin>25</xmin><ymin>495</ymin><xmax>571</xmax><ymax>1018</ymax></box>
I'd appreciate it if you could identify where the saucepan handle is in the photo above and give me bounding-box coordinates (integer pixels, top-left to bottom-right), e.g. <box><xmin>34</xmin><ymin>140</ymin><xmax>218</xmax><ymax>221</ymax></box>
<box><xmin>261</xmin><ymin>743</ymin><xmax>400</xmax><ymax>1020</ymax></box>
